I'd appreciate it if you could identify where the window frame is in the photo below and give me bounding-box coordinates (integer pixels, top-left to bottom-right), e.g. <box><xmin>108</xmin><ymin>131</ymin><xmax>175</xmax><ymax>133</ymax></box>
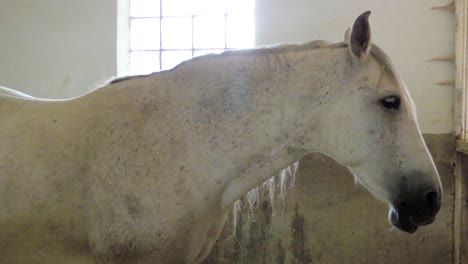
<box><xmin>455</xmin><ymin>0</ymin><xmax>468</xmax><ymax>146</ymax></box>
<box><xmin>117</xmin><ymin>0</ymin><xmax>131</xmax><ymax>76</ymax></box>
<box><xmin>454</xmin><ymin>3</ymin><xmax>468</xmax><ymax>264</ymax></box>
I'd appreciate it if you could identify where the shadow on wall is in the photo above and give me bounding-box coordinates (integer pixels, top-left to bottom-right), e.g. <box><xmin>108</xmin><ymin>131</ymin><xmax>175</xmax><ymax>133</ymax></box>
<box><xmin>203</xmin><ymin>134</ymin><xmax>455</xmax><ymax>264</ymax></box>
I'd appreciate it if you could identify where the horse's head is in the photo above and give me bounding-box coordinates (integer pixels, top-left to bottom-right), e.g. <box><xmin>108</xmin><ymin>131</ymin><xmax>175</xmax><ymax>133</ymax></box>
<box><xmin>318</xmin><ymin>11</ymin><xmax>442</xmax><ymax>233</ymax></box>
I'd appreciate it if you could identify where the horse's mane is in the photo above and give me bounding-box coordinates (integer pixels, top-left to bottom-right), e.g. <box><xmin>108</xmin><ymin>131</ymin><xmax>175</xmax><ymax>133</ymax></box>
<box><xmin>368</xmin><ymin>43</ymin><xmax>403</xmax><ymax>83</ymax></box>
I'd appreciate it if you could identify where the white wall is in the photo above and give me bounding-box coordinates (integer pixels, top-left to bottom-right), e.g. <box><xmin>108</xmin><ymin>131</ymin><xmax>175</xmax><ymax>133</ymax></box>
<box><xmin>0</xmin><ymin>1</ymin><xmax>454</xmax><ymax>133</ymax></box>
<box><xmin>256</xmin><ymin>0</ymin><xmax>455</xmax><ymax>134</ymax></box>
<box><xmin>0</xmin><ymin>0</ymin><xmax>117</xmax><ymax>98</ymax></box>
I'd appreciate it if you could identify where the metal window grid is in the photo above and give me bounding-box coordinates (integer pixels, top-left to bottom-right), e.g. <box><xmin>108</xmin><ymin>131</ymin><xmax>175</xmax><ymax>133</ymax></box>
<box><xmin>129</xmin><ymin>1</ymin><xmax>245</xmax><ymax>72</ymax></box>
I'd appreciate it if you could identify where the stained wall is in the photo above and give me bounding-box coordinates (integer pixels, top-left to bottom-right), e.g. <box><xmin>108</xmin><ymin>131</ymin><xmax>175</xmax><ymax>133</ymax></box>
<box><xmin>205</xmin><ymin>135</ymin><xmax>455</xmax><ymax>264</ymax></box>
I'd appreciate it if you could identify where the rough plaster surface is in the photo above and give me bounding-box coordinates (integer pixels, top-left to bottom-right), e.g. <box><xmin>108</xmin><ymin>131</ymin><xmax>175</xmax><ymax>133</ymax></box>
<box><xmin>461</xmin><ymin>154</ymin><xmax>468</xmax><ymax>264</ymax></box>
<box><xmin>204</xmin><ymin>134</ymin><xmax>455</xmax><ymax>264</ymax></box>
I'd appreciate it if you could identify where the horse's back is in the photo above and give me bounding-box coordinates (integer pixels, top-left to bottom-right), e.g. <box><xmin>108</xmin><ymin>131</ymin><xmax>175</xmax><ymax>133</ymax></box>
<box><xmin>0</xmin><ymin>86</ymin><xmax>36</xmax><ymax>99</ymax></box>
<box><xmin>0</xmin><ymin>82</ymin><xmax>206</xmax><ymax>262</ymax></box>
<box><xmin>0</xmin><ymin>91</ymin><xmax>94</xmax><ymax>262</ymax></box>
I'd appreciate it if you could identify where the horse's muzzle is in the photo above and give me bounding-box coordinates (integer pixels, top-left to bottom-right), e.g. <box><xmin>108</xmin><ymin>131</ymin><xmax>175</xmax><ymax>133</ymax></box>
<box><xmin>388</xmin><ymin>188</ymin><xmax>441</xmax><ymax>233</ymax></box>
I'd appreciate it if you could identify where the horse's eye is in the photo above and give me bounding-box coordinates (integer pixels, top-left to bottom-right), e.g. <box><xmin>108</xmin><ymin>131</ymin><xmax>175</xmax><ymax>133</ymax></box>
<box><xmin>380</xmin><ymin>95</ymin><xmax>401</xmax><ymax>110</ymax></box>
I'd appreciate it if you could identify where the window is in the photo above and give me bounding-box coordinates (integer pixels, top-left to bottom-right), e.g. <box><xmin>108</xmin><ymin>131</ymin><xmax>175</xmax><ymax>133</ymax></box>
<box><xmin>120</xmin><ymin>0</ymin><xmax>255</xmax><ymax>75</ymax></box>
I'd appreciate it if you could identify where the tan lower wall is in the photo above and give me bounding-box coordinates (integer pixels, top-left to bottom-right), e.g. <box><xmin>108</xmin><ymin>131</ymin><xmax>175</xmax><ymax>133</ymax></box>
<box><xmin>203</xmin><ymin>134</ymin><xmax>455</xmax><ymax>264</ymax></box>
<box><xmin>459</xmin><ymin>153</ymin><xmax>468</xmax><ymax>264</ymax></box>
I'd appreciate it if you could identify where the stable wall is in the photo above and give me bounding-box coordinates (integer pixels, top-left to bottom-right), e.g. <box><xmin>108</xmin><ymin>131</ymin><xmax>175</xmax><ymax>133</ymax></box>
<box><xmin>0</xmin><ymin>0</ymin><xmax>117</xmax><ymax>99</ymax></box>
<box><xmin>204</xmin><ymin>135</ymin><xmax>455</xmax><ymax>264</ymax></box>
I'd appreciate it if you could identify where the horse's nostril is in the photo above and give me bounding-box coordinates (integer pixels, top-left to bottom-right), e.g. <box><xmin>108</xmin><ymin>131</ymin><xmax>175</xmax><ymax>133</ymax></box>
<box><xmin>425</xmin><ymin>191</ymin><xmax>439</xmax><ymax>208</ymax></box>
<box><xmin>392</xmin><ymin>188</ymin><xmax>441</xmax><ymax>229</ymax></box>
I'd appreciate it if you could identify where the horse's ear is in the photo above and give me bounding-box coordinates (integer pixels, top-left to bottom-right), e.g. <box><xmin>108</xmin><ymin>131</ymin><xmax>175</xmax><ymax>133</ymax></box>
<box><xmin>349</xmin><ymin>11</ymin><xmax>372</xmax><ymax>62</ymax></box>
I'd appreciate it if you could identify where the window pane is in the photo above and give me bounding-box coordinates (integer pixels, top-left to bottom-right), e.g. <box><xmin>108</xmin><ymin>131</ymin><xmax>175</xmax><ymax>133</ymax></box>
<box><xmin>130</xmin><ymin>0</ymin><xmax>160</xmax><ymax>17</ymax></box>
<box><xmin>130</xmin><ymin>18</ymin><xmax>160</xmax><ymax>50</ymax></box>
<box><xmin>161</xmin><ymin>50</ymin><xmax>193</xmax><ymax>70</ymax></box>
<box><xmin>193</xmin><ymin>16</ymin><xmax>225</xmax><ymax>49</ymax></box>
<box><xmin>226</xmin><ymin>0</ymin><xmax>254</xmax><ymax>15</ymax></box>
<box><xmin>226</xmin><ymin>15</ymin><xmax>254</xmax><ymax>48</ymax></box>
<box><xmin>130</xmin><ymin>51</ymin><xmax>160</xmax><ymax>74</ymax></box>
<box><xmin>193</xmin><ymin>0</ymin><xmax>225</xmax><ymax>16</ymax></box>
<box><xmin>161</xmin><ymin>0</ymin><xmax>193</xmax><ymax>16</ymax></box>
<box><xmin>161</xmin><ymin>17</ymin><xmax>192</xmax><ymax>49</ymax></box>
<box><xmin>193</xmin><ymin>49</ymin><xmax>224</xmax><ymax>57</ymax></box>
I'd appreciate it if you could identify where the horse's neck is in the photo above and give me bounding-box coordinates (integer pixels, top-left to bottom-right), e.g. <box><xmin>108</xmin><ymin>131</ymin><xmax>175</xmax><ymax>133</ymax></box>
<box><xmin>184</xmin><ymin>46</ymin><xmax>349</xmax><ymax>210</ymax></box>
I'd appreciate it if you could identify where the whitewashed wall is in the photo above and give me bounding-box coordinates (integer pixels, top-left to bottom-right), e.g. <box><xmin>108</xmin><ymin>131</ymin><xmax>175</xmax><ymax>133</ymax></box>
<box><xmin>0</xmin><ymin>0</ymin><xmax>455</xmax><ymax>133</ymax></box>
<box><xmin>255</xmin><ymin>0</ymin><xmax>455</xmax><ymax>133</ymax></box>
<box><xmin>0</xmin><ymin>0</ymin><xmax>117</xmax><ymax>99</ymax></box>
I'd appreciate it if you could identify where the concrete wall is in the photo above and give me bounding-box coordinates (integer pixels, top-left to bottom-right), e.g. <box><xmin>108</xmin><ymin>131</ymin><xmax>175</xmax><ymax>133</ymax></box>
<box><xmin>204</xmin><ymin>135</ymin><xmax>455</xmax><ymax>264</ymax></box>
<box><xmin>460</xmin><ymin>153</ymin><xmax>468</xmax><ymax>264</ymax></box>
<box><xmin>0</xmin><ymin>0</ymin><xmax>117</xmax><ymax>98</ymax></box>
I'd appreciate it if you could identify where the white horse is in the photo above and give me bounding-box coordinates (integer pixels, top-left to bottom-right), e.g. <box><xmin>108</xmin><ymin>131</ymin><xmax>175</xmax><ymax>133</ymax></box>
<box><xmin>0</xmin><ymin>11</ymin><xmax>442</xmax><ymax>263</ymax></box>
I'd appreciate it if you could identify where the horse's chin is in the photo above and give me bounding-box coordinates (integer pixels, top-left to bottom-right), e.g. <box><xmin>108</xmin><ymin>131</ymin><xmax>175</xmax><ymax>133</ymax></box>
<box><xmin>388</xmin><ymin>208</ymin><xmax>418</xmax><ymax>233</ymax></box>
